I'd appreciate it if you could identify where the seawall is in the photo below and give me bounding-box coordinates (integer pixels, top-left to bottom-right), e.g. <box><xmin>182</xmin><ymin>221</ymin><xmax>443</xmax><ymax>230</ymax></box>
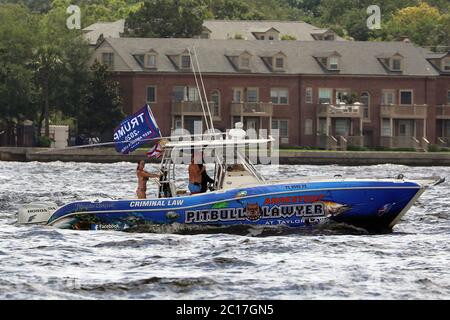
<box><xmin>1</xmin><ymin>147</ymin><xmax>450</xmax><ymax>166</ymax></box>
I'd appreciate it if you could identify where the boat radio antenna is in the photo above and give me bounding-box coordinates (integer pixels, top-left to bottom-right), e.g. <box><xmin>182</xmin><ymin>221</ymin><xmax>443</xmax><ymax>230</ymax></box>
<box><xmin>192</xmin><ymin>46</ymin><xmax>215</xmax><ymax>133</ymax></box>
<box><xmin>188</xmin><ymin>47</ymin><xmax>210</xmax><ymax>133</ymax></box>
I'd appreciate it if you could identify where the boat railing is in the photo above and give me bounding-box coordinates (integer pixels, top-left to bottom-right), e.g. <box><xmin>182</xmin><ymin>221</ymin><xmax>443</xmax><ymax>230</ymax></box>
<box><xmin>237</xmin><ymin>151</ymin><xmax>266</xmax><ymax>183</ymax></box>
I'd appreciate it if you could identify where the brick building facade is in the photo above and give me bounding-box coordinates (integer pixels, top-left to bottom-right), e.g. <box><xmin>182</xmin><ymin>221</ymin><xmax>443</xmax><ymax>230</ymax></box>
<box><xmin>92</xmin><ymin>37</ymin><xmax>450</xmax><ymax>150</ymax></box>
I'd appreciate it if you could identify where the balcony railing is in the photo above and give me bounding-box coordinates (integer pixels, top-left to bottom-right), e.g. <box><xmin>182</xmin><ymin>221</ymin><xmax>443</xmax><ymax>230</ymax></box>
<box><xmin>317</xmin><ymin>104</ymin><xmax>364</xmax><ymax>118</ymax></box>
<box><xmin>436</xmin><ymin>105</ymin><xmax>450</xmax><ymax>119</ymax></box>
<box><xmin>172</xmin><ymin>101</ymin><xmax>220</xmax><ymax>118</ymax></box>
<box><xmin>379</xmin><ymin>136</ymin><xmax>425</xmax><ymax>150</ymax></box>
<box><xmin>231</xmin><ymin>102</ymin><xmax>273</xmax><ymax>117</ymax></box>
<box><xmin>347</xmin><ymin>136</ymin><xmax>364</xmax><ymax>147</ymax></box>
<box><xmin>316</xmin><ymin>135</ymin><xmax>337</xmax><ymax>150</ymax></box>
<box><xmin>380</xmin><ymin>104</ymin><xmax>427</xmax><ymax>119</ymax></box>
<box><xmin>438</xmin><ymin>137</ymin><xmax>449</xmax><ymax>147</ymax></box>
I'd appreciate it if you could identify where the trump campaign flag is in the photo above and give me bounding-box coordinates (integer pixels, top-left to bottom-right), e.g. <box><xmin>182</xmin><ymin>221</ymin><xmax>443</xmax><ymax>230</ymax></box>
<box><xmin>146</xmin><ymin>142</ymin><xmax>163</xmax><ymax>159</ymax></box>
<box><xmin>113</xmin><ymin>104</ymin><xmax>161</xmax><ymax>154</ymax></box>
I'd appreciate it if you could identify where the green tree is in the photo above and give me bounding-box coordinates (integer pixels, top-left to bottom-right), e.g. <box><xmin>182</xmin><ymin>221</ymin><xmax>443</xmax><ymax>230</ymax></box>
<box><xmin>126</xmin><ymin>0</ymin><xmax>208</xmax><ymax>38</ymax></box>
<box><xmin>78</xmin><ymin>61</ymin><xmax>124</xmax><ymax>138</ymax></box>
<box><xmin>31</xmin><ymin>5</ymin><xmax>90</xmax><ymax>137</ymax></box>
<box><xmin>0</xmin><ymin>4</ymin><xmax>37</xmax><ymax>136</ymax></box>
<box><xmin>383</xmin><ymin>2</ymin><xmax>444</xmax><ymax>47</ymax></box>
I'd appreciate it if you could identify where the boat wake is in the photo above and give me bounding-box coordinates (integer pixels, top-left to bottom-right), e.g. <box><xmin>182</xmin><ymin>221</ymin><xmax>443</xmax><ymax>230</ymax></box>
<box><xmin>124</xmin><ymin>222</ymin><xmax>371</xmax><ymax>237</ymax></box>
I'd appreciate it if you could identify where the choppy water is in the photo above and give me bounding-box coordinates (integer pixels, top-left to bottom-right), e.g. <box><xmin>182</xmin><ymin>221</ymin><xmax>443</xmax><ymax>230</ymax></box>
<box><xmin>0</xmin><ymin>161</ymin><xmax>449</xmax><ymax>299</ymax></box>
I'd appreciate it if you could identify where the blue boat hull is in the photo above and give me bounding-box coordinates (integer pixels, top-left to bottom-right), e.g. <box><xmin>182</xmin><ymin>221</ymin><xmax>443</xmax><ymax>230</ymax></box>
<box><xmin>47</xmin><ymin>180</ymin><xmax>422</xmax><ymax>232</ymax></box>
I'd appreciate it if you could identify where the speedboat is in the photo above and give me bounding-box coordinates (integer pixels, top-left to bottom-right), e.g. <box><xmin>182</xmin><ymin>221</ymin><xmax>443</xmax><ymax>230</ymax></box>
<box><xmin>18</xmin><ymin>131</ymin><xmax>444</xmax><ymax>233</ymax></box>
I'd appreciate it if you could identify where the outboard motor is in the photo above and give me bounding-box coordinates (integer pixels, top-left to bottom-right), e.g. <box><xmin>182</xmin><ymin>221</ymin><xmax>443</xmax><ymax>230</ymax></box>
<box><xmin>18</xmin><ymin>202</ymin><xmax>58</xmax><ymax>225</ymax></box>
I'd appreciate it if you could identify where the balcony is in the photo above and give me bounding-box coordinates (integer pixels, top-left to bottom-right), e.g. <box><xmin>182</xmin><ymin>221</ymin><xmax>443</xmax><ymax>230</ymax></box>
<box><xmin>231</xmin><ymin>102</ymin><xmax>273</xmax><ymax>117</ymax></box>
<box><xmin>438</xmin><ymin>137</ymin><xmax>449</xmax><ymax>147</ymax></box>
<box><xmin>380</xmin><ymin>136</ymin><xmax>428</xmax><ymax>151</ymax></box>
<box><xmin>436</xmin><ymin>105</ymin><xmax>450</xmax><ymax>119</ymax></box>
<box><xmin>172</xmin><ymin>101</ymin><xmax>220</xmax><ymax>119</ymax></box>
<box><xmin>316</xmin><ymin>135</ymin><xmax>363</xmax><ymax>151</ymax></box>
<box><xmin>317</xmin><ymin>103</ymin><xmax>364</xmax><ymax>118</ymax></box>
<box><xmin>380</xmin><ymin>104</ymin><xmax>427</xmax><ymax>119</ymax></box>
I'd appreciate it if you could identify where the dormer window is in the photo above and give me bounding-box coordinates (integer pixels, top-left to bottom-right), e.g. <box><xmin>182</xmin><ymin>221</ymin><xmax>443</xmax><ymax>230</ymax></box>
<box><xmin>146</xmin><ymin>54</ymin><xmax>156</xmax><ymax>68</ymax></box>
<box><xmin>392</xmin><ymin>58</ymin><xmax>402</xmax><ymax>71</ymax></box>
<box><xmin>240</xmin><ymin>57</ymin><xmax>250</xmax><ymax>69</ymax></box>
<box><xmin>377</xmin><ymin>53</ymin><xmax>403</xmax><ymax>72</ymax></box>
<box><xmin>181</xmin><ymin>55</ymin><xmax>191</xmax><ymax>69</ymax></box>
<box><xmin>275</xmin><ymin>57</ymin><xmax>284</xmax><ymax>69</ymax></box>
<box><xmin>443</xmin><ymin>58</ymin><xmax>450</xmax><ymax>71</ymax></box>
<box><xmin>329</xmin><ymin>57</ymin><xmax>339</xmax><ymax>70</ymax></box>
<box><xmin>313</xmin><ymin>51</ymin><xmax>341</xmax><ymax>71</ymax></box>
<box><xmin>102</xmin><ymin>52</ymin><xmax>114</xmax><ymax>68</ymax></box>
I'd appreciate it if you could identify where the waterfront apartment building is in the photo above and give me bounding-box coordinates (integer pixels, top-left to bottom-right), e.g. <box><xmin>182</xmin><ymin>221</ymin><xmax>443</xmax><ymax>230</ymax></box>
<box><xmin>92</xmin><ymin>36</ymin><xmax>450</xmax><ymax>150</ymax></box>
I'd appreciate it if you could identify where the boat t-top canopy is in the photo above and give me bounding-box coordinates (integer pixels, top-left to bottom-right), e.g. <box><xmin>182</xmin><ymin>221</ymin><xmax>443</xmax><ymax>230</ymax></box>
<box><xmin>165</xmin><ymin>137</ymin><xmax>274</xmax><ymax>149</ymax></box>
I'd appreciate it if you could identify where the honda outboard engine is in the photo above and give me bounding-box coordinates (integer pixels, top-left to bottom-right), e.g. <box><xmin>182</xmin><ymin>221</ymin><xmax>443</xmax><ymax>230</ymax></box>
<box><xmin>18</xmin><ymin>202</ymin><xmax>58</xmax><ymax>225</ymax></box>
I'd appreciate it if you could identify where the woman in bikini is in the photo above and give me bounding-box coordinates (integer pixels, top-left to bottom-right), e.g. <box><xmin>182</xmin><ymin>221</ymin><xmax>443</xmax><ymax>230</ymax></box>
<box><xmin>136</xmin><ymin>161</ymin><xmax>160</xmax><ymax>199</ymax></box>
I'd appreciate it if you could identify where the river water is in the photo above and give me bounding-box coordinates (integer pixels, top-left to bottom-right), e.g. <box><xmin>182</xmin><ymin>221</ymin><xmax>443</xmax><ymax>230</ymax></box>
<box><xmin>0</xmin><ymin>161</ymin><xmax>449</xmax><ymax>299</ymax></box>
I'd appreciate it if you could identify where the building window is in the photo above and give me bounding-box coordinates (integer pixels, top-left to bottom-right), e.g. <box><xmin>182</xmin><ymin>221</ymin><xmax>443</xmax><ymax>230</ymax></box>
<box><xmin>246</xmin><ymin>88</ymin><xmax>258</xmax><ymax>103</ymax></box>
<box><xmin>269</xmin><ymin>36</ymin><xmax>274</xmax><ymax>40</ymax></box>
<box><xmin>329</xmin><ymin>57</ymin><xmax>339</xmax><ymax>70</ymax></box>
<box><xmin>232</xmin><ymin>88</ymin><xmax>243</xmax><ymax>102</ymax></box>
<box><xmin>360</xmin><ymin>92</ymin><xmax>370</xmax><ymax>119</ymax></box>
<box><xmin>305</xmin><ymin>88</ymin><xmax>313</xmax><ymax>103</ymax></box>
<box><xmin>381</xmin><ymin>119</ymin><xmax>391</xmax><ymax>137</ymax></box>
<box><xmin>102</xmin><ymin>52</ymin><xmax>114</xmax><ymax>68</ymax></box>
<box><xmin>146</xmin><ymin>86</ymin><xmax>156</xmax><ymax>103</ymax></box>
<box><xmin>181</xmin><ymin>55</ymin><xmax>191</xmax><ymax>69</ymax></box>
<box><xmin>443</xmin><ymin>58</ymin><xmax>450</xmax><ymax>71</ymax></box>
<box><xmin>272</xmin><ymin>119</ymin><xmax>288</xmax><ymax>137</ymax></box>
<box><xmin>211</xmin><ymin>90</ymin><xmax>220</xmax><ymax>117</ymax></box>
<box><xmin>200</xmin><ymin>32</ymin><xmax>210</xmax><ymax>39</ymax></box>
<box><xmin>335</xmin><ymin>119</ymin><xmax>350</xmax><ymax>136</ymax></box>
<box><xmin>392</xmin><ymin>58</ymin><xmax>401</xmax><ymax>71</ymax></box>
<box><xmin>400</xmin><ymin>90</ymin><xmax>413</xmax><ymax>105</ymax></box>
<box><xmin>172</xmin><ymin>86</ymin><xmax>198</xmax><ymax>102</ymax></box>
<box><xmin>275</xmin><ymin>57</ymin><xmax>284</xmax><ymax>69</ymax></box>
<box><xmin>270</xmin><ymin>88</ymin><xmax>288</xmax><ymax>105</ymax></box>
<box><xmin>318</xmin><ymin>88</ymin><xmax>332</xmax><ymax>104</ymax></box>
<box><xmin>447</xmin><ymin>90</ymin><xmax>450</xmax><ymax>104</ymax></box>
<box><xmin>382</xmin><ymin>90</ymin><xmax>395</xmax><ymax>105</ymax></box>
<box><xmin>304</xmin><ymin>119</ymin><xmax>313</xmax><ymax>135</ymax></box>
<box><xmin>240</xmin><ymin>57</ymin><xmax>250</xmax><ymax>69</ymax></box>
<box><xmin>173</xmin><ymin>86</ymin><xmax>184</xmax><ymax>102</ymax></box>
<box><xmin>146</xmin><ymin>55</ymin><xmax>156</xmax><ymax>68</ymax></box>
<box><xmin>260</xmin><ymin>36</ymin><xmax>265</xmax><ymax>40</ymax></box>
<box><xmin>335</xmin><ymin>90</ymin><xmax>350</xmax><ymax>104</ymax></box>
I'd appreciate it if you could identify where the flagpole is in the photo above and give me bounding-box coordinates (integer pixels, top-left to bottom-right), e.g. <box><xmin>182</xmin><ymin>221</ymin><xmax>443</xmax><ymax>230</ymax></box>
<box><xmin>34</xmin><ymin>132</ymin><xmax>226</xmax><ymax>154</ymax></box>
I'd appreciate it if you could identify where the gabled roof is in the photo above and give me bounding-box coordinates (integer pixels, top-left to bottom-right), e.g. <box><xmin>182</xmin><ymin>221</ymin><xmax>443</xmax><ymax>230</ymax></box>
<box><xmin>375</xmin><ymin>52</ymin><xmax>404</xmax><ymax>59</ymax></box>
<box><xmin>313</xmin><ymin>51</ymin><xmax>342</xmax><ymax>58</ymax></box>
<box><xmin>98</xmin><ymin>37</ymin><xmax>439</xmax><ymax>76</ymax></box>
<box><xmin>202</xmin><ymin>20</ymin><xmax>345</xmax><ymax>41</ymax></box>
<box><xmin>83</xmin><ymin>19</ymin><xmax>124</xmax><ymax>45</ymax></box>
<box><xmin>225</xmin><ymin>49</ymin><xmax>252</xmax><ymax>57</ymax></box>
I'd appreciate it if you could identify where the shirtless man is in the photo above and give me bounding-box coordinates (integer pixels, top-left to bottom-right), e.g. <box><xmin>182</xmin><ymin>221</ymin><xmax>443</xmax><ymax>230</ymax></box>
<box><xmin>136</xmin><ymin>161</ymin><xmax>160</xmax><ymax>199</ymax></box>
<box><xmin>188</xmin><ymin>154</ymin><xmax>203</xmax><ymax>194</ymax></box>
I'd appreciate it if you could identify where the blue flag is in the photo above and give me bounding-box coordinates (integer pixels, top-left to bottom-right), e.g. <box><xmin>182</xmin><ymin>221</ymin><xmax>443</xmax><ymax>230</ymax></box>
<box><xmin>113</xmin><ymin>104</ymin><xmax>161</xmax><ymax>154</ymax></box>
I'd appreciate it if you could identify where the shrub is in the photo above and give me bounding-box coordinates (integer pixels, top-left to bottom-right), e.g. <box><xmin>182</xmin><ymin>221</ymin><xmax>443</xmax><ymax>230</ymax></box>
<box><xmin>37</xmin><ymin>135</ymin><xmax>54</xmax><ymax>147</ymax></box>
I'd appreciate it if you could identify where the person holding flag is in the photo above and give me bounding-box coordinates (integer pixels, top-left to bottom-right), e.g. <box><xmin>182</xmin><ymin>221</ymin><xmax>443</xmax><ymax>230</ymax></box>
<box><xmin>113</xmin><ymin>104</ymin><xmax>163</xmax><ymax>198</ymax></box>
<box><xmin>136</xmin><ymin>160</ymin><xmax>160</xmax><ymax>199</ymax></box>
